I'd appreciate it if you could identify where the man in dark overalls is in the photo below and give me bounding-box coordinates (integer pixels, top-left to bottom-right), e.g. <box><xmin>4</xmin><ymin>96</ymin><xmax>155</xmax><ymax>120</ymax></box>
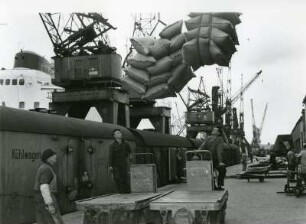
<box><xmin>33</xmin><ymin>149</ymin><xmax>64</xmax><ymax>224</ymax></box>
<box><xmin>198</xmin><ymin>127</ymin><xmax>226</xmax><ymax>190</ymax></box>
<box><xmin>109</xmin><ymin>129</ymin><xmax>131</xmax><ymax>193</ymax></box>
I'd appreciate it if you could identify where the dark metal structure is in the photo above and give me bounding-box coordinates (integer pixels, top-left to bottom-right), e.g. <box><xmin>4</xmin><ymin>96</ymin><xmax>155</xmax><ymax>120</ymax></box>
<box><xmin>129</xmin><ymin>100</ymin><xmax>172</xmax><ymax>134</ymax></box>
<box><xmin>39</xmin><ymin>13</ymin><xmax>130</xmax><ymax>125</ymax></box>
<box><xmin>39</xmin><ymin>13</ymin><xmax>116</xmax><ymax>57</ymax></box>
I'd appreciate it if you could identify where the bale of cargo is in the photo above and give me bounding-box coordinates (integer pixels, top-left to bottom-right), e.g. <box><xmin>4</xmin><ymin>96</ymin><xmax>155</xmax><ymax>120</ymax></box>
<box><xmin>148</xmin><ymin>38</ymin><xmax>171</xmax><ymax>59</ymax></box>
<box><xmin>182</xmin><ymin>37</ymin><xmax>233</xmax><ymax>68</ymax></box>
<box><xmin>147</xmin><ymin>56</ymin><xmax>173</xmax><ymax>75</ymax></box>
<box><xmin>170</xmin><ymin>33</ymin><xmax>187</xmax><ymax>53</ymax></box>
<box><xmin>122</xmin><ymin>76</ymin><xmax>146</xmax><ymax>95</ymax></box>
<box><xmin>184</xmin><ymin>27</ymin><xmax>236</xmax><ymax>54</ymax></box>
<box><xmin>124</xmin><ymin>66</ymin><xmax>150</xmax><ymax>85</ymax></box>
<box><xmin>159</xmin><ymin>20</ymin><xmax>183</xmax><ymax>40</ymax></box>
<box><xmin>209</xmin><ymin>40</ymin><xmax>232</xmax><ymax>66</ymax></box>
<box><xmin>130</xmin><ymin>36</ymin><xmax>155</xmax><ymax>55</ymax></box>
<box><xmin>189</xmin><ymin>12</ymin><xmax>242</xmax><ymax>26</ymax></box>
<box><xmin>168</xmin><ymin>64</ymin><xmax>195</xmax><ymax>92</ymax></box>
<box><xmin>170</xmin><ymin>50</ymin><xmax>183</xmax><ymax>67</ymax></box>
<box><xmin>185</xmin><ymin>15</ymin><xmax>239</xmax><ymax>44</ymax></box>
<box><xmin>143</xmin><ymin>83</ymin><xmax>176</xmax><ymax>100</ymax></box>
<box><xmin>127</xmin><ymin>52</ymin><xmax>156</xmax><ymax>69</ymax></box>
<box><xmin>182</xmin><ymin>38</ymin><xmax>210</xmax><ymax>70</ymax></box>
<box><xmin>147</xmin><ymin>72</ymin><xmax>172</xmax><ymax>87</ymax></box>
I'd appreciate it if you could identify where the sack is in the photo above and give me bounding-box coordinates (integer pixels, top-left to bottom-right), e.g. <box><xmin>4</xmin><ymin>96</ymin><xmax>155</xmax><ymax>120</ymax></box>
<box><xmin>182</xmin><ymin>37</ymin><xmax>232</xmax><ymax>68</ymax></box>
<box><xmin>182</xmin><ymin>38</ymin><xmax>211</xmax><ymax>70</ymax></box>
<box><xmin>143</xmin><ymin>83</ymin><xmax>176</xmax><ymax>100</ymax></box>
<box><xmin>147</xmin><ymin>56</ymin><xmax>173</xmax><ymax>75</ymax></box>
<box><xmin>159</xmin><ymin>20</ymin><xmax>183</xmax><ymax>40</ymax></box>
<box><xmin>189</xmin><ymin>12</ymin><xmax>242</xmax><ymax>26</ymax></box>
<box><xmin>168</xmin><ymin>64</ymin><xmax>195</xmax><ymax>92</ymax></box>
<box><xmin>170</xmin><ymin>33</ymin><xmax>187</xmax><ymax>53</ymax></box>
<box><xmin>147</xmin><ymin>72</ymin><xmax>172</xmax><ymax>87</ymax></box>
<box><xmin>121</xmin><ymin>76</ymin><xmax>146</xmax><ymax>95</ymax></box>
<box><xmin>185</xmin><ymin>15</ymin><xmax>239</xmax><ymax>44</ymax></box>
<box><xmin>124</xmin><ymin>66</ymin><xmax>150</xmax><ymax>85</ymax></box>
<box><xmin>169</xmin><ymin>50</ymin><xmax>183</xmax><ymax>67</ymax></box>
<box><xmin>209</xmin><ymin>40</ymin><xmax>232</xmax><ymax>66</ymax></box>
<box><xmin>149</xmin><ymin>38</ymin><xmax>171</xmax><ymax>59</ymax></box>
<box><xmin>127</xmin><ymin>52</ymin><xmax>156</xmax><ymax>69</ymax></box>
<box><xmin>130</xmin><ymin>36</ymin><xmax>155</xmax><ymax>55</ymax></box>
<box><xmin>184</xmin><ymin>27</ymin><xmax>236</xmax><ymax>55</ymax></box>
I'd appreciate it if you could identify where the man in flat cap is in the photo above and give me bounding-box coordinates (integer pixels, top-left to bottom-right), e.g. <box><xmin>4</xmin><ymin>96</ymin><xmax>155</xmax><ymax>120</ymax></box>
<box><xmin>33</xmin><ymin>149</ymin><xmax>64</xmax><ymax>224</ymax></box>
<box><xmin>109</xmin><ymin>129</ymin><xmax>131</xmax><ymax>193</ymax></box>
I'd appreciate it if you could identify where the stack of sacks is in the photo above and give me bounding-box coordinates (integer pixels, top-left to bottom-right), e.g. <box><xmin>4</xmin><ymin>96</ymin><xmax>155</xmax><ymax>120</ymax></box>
<box><xmin>122</xmin><ymin>36</ymin><xmax>155</xmax><ymax>98</ymax></box>
<box><xmin>183</xmin><ymin>12</ymin><xmax>242</xmax><ymax>70</ymax></box>
<box><xmin>122</xmin><ymin>20</ymin><xmax>195</xmax><ymax>100</ymax></box>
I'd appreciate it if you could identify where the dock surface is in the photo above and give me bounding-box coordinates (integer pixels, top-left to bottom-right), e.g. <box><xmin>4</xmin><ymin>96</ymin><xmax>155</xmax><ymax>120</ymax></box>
<box><xmin>58</xmin><ymin>164</ymin><xmax>306</xmax><ymax>224</ymax></box>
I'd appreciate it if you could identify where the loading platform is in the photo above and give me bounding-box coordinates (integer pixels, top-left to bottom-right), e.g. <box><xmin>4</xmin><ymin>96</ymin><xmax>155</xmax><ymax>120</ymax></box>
<box><xmin>76</xmin><ymin>193</ymin><xmax>163</xmax><ymax>224</ymax></box>
<box><xmin>150</xmin><ymin>188</ymin><xmax>228</xmax><ymax>224</ymax></box>
<box><xmin>76</xmin><ymin>185</ymin><xmax>228</xmax><ymax>224</ymax></box>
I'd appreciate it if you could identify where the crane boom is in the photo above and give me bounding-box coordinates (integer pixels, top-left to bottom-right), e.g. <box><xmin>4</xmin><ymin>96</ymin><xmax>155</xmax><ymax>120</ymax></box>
<box><xmin>259</xmin><ymin>103</ymin><xmax>268</xmax><ymax>138</ymax></box>
<box><xmin>231</xmin><ymin>70</ymin><xmax>262</xmax><ymax>104</ymax></box>
<box><xmin>39</xmin><ymin>13</ymin><xmax>116</xmax><ymax>57</ymax></box>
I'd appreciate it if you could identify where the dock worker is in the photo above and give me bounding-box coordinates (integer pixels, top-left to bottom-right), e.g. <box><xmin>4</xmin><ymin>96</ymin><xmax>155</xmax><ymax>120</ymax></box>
<box><xmin>241</xmin><ymin>150</ymin><xmax>248</xmax><ymax>171</ymax></box>
<box><xmin>287</xmin><ymin>147</ymin><xmax>296</xmax><ymax>179</ymax></box>
<box><xmin>198</xmin><ymin>127</ymin><xmax>226</xmax><ymax>190</ymax></box>
<box><xmin>299</xmin><ymin>143</ymin><xmax>306</xmax><ymax>185</ymax></box>
<box><xmin>109</xmin><ymin>129</ymin><xmax>131</xmax><ymax>193</ymax></box>
<box><xmin>33</xmin><ymin>149</ymin><xmax>64</xmax><ymax>224</ymax></box>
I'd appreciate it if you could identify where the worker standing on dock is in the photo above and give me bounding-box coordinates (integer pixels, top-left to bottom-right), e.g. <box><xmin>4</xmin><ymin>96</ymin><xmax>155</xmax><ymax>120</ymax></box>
<box><xmin>299</xmin><ymin>143</ymin><xmax>306</xmax><ymax>185</ymax></box>
<box><xmin>33</xmin><ymin>149</ymin><xmax>64</xmax><ymax>224</ymax></box>
<box><xmin>241</xmin><ymin>150</ymin><xmax>248</xmax><ymax>171</ymax></box>
<box><xmin>109</xmin><ymin>129</ymin><xmax>131</xmax><ymax>193</ymax></box>
<box><xmin>199</xmin><ymin>127</ymin><xmax>226</xmax><ymax>190</ymax></box>
<box><xmin>287</xmin><ymin>147</ymin><xmax>296</xmax><ymax>179</ymax></box>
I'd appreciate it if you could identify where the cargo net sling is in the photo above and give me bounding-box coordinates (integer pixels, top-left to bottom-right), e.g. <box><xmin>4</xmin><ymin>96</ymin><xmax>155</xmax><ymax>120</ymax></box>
<box><xmin>122</xmin><ymin>12</ymin><xmax>241</xmax><ymax>100</ymax></box>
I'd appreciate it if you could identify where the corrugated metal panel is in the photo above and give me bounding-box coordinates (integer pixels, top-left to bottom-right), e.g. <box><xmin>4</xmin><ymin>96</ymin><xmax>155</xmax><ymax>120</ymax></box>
<box><xmin>129</xmin><ymin>129</ymin><xmax>194</xmax><ymax>148</ymax></box>
<box><xmin>0</xmin><ymin>106</ymin><xmax>134</xmax><ymax>140</ymax></box>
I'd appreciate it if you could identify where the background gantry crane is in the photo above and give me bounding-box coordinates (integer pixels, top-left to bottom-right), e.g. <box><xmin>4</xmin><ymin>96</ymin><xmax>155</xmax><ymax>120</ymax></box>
<box><xmin>228</xmin><ymin>70</ymin><xmax>262</xmax><ymax>131</ymax></box>
<box><xmin>251</xmin><ymin>98</ymin><xmax>268</xmax><ymax>152</ymax></box>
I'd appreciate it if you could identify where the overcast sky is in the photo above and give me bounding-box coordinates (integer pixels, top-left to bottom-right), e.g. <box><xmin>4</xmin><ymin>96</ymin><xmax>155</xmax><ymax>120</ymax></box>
<box><xmin>1</xmin><ymin>0</ymin><xmax>306</xmax><ymax>145</ymax></box>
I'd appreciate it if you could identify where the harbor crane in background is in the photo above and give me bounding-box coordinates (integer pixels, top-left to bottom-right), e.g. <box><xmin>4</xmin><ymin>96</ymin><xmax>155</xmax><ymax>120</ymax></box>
<box><xmin>228</xmin><ymin>69</ymin><xmax>262</xmax><ymax>131</ymax></box>
<box><xmin>251</xmin><ymin>98</ymin><xmax>268</xmax><ymax>152</ymax></box>
<box><xmin>176</xmin><ymin>70</ymin><xmax>262</xmax><ymax>139</ymax></box>
<box><xmin>176</xmin><ymin>76</ymin><xmax>210</xmax><ymax>136</ymax></box>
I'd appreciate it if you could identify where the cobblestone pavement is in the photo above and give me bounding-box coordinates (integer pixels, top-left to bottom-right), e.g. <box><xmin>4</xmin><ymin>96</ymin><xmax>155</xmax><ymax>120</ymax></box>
<box><xmin>225</xmin><ymin>165</ymin><xmax>306</xmax><ymax>224</ymax></box>
<box><xmin>60</xmin><ymin>165</ymin><xmax>306</xmax><ymax>224</ymax></box>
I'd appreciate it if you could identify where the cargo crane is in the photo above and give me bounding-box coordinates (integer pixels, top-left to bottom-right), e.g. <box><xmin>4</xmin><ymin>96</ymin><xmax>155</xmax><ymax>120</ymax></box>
<box><xmin>39</xmin><ymin>13</ymin><xmax>117</xmax><ymax>57</ymax></box>
<box><xmin>39</xmin><ymin>13</ymin><xmax>131</xmax><ymax>126</ymax></box>
<box><xmin>177</xmin><ymin>70</ymin><xmax>262</xmax><ymax>139</ymax></box>
<box><xmin>229</xmin><ymin>70</ymin><xmax>262</xmax><ymax>131</ymax></box>
<box><xmin>177</xmin><ymin>76</ymin><xmax>212</xmax><ymax>137</ymax></box>
<box><xmin>251</xmin><ymin>99</ymin><xmax>268</xmax><ymax>154</ymax></box>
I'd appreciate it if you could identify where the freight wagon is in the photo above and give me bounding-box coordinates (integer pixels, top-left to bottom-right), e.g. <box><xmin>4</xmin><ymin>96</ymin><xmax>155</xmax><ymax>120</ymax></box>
<box><xmin>0</xmin><ymin>106</ymin><xmax>240</xmax><ymax>224</ymax></box>
<box><xmin>0</xmin><ymin>106</ymin><xmax>198</xmax><ymax>224</ymax></box>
